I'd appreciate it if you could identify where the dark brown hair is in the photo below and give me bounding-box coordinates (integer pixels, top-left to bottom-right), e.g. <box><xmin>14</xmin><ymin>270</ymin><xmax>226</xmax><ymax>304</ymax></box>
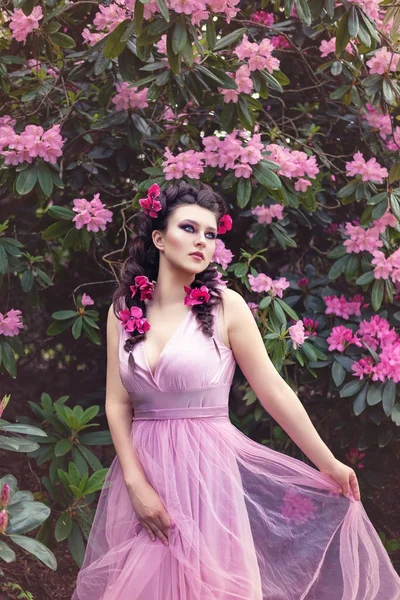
<box><xmin>112</xmin><ymin>181</ymin><xmax>228</xmax><ymax>353</ymax></box>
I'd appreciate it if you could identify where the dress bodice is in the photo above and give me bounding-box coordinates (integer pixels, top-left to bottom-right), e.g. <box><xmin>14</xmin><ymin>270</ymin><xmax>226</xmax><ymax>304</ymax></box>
<box><xmin>118</xmin><ymin>302</ymin><xmax>236</xmax><ymax>417</ymax></box>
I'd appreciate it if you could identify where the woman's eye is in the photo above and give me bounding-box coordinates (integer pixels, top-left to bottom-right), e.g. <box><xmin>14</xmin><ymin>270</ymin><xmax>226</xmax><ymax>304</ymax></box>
<box><xmin>182</xmin><ymin>225</ymin><xmax>216</xmax><ymax>239</ymax></box>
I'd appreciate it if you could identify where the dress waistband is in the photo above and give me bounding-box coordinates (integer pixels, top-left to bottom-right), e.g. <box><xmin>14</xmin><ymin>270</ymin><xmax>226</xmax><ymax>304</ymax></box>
<box><xmin>133</xmin><ymin>406</ymin><xmax>229</xmax><ymax>421</ymax></box>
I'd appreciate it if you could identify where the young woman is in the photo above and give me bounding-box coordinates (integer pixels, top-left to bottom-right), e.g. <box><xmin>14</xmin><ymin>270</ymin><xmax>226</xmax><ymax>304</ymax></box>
<box><xmin>72</xmin><ymin>181</ymin><xmax>400</xmax><ymax>599</ymax></box>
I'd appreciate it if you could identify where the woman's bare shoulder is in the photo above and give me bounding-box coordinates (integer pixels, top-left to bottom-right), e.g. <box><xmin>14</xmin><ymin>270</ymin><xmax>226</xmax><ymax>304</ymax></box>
<box><xmin>218</xmin><ymin>287</ymin><xmax>248</xmax><ymax>328</ymax></box>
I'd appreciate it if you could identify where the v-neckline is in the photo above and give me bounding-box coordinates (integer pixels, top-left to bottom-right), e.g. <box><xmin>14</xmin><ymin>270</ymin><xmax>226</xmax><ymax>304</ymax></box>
<box><xmin>141</xmin><ymin>308</ymin><xmax>192</xmax><ymax>381</ymax></box>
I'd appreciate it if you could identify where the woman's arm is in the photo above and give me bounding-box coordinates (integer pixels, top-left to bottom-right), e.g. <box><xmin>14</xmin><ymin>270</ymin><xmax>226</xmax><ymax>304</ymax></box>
<box><xmin>105</xmin><ymin>304</ymin><xmax>149</xmax><ymax>490</ymax></box>
<box><xmin>222</xmin><ymin>288</ymin><xmax>338</xmax><ymax>473</ymax></box>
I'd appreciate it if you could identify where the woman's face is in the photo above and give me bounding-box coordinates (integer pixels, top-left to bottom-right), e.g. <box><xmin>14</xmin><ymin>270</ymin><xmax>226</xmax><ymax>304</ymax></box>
<box><xmin>153</xmin><ymin>204</ymin><xmax>218</xmax><ymax>274</ymax></box>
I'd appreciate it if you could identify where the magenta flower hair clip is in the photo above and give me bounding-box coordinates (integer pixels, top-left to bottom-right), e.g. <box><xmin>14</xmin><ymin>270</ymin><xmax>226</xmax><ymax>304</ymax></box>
<box><xmin>184</xmin><ymin>285</ymin><xmax>211</xmax><ymax>306</ymax></box>
<box><xmin>130</xmin><ymin>275</ymin><xmax>154</xmax><ymax>302</ymax></box>
<box><xmin>119</xmin><ymin>306</ymin><xmax>151</xmax><ymax>334</ymax></box>
<box><xmin>139</xmin><ymin>183</ymin><xmax>162</xmax><ymax>218</ymax></box>
<box><xmin>217</xmin><ymin>214</ymin><xmax>232</xmax><ymax>234</ymax></box>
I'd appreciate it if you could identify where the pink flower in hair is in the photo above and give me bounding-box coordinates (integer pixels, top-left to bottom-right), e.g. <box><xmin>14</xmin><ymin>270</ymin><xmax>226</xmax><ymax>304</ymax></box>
<box><xmin>139</xmin><ymin>184</ymin><xmax>162</xmax><ymax>217</ymax></box>
<box><xmin>130</xmin><ymin>275</ymin><xmax>154</xmax><ymax>301</ymax></box>
<box><xmin>119</xmin><ymin>306</ymin><xmax>151</xmax><ymax>334</ymax></box>
<box><xmin>184</xmin><ymin>285</ymin><xmax>210</xmax><ymax>306</ymax></box>
<box><xmin>217</xmin><ymin>214</ymin><xmax>232</xmax><ymax>234</ymax></box>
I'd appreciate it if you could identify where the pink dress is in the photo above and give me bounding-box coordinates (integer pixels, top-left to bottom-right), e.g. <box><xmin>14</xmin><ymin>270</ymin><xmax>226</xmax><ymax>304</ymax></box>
<box><xmin>72</xmin><ymin>303</ymin><xmax>400</xmax><ymax>599</ymax></box>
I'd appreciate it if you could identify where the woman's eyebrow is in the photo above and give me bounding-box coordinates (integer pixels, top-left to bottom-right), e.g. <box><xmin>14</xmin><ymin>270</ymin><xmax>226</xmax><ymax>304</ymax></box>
<box><xmin>182</xmin><ymin>219</ymin><xmax>217</xmax><ymax>232</ymax></box>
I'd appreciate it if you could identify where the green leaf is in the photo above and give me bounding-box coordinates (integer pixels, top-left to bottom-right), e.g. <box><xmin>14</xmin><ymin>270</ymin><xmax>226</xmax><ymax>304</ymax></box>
<box><xmin>42</xmin><ymin>221</ymin><xmax>72</xmax><ymax>241</ymax></box>
<box><xmin>237</xmin><ymin>178</ymin><xmax>251</xmax><ymax>208</ymax></box>
<box><xmin>52</xmin><ymin>310</ymin><xmax>78</xmax><ymax>320</ymax></box>
<box><xmin>0</xmin><ymin>540</ymin><xmax>16</xmax><ymax>563</ymax></box>
<box><xmin>1</xmin><ymin>424</ymin><xmax>47</xmax><ymax>437</ymax></box>
<box><xmin>21</xmin><ymin>270</ymin><xmax>34</xmax><ymax>292</ymax></box>
<box><xmin>55</xmin><ymin>439</ymin><xmax>73</xmax><ymax>457</ymax></box>
<box><xmin>72</xmin><ymin>317</ymin><xmax>83</xmax><ymax>339</ymax></box>
<box><xmin>15</xmin><ymin>165</ymin><xmax>38</xmax><ymax>196</ymax></box>
<box><xmin>47</xmin><ymin>205</ymin><xmax>75</xmax><ymax>220</ymax></box>
<box><xmin>83</xmin><ymin>468</ymin><xmax>108</xmax><ymax>495</ymax></box>
<box><xmin>275</xmin><ymin>298</ymin><xmax>299</xmax><ymax>320</ymax></box>
<box><xmin>104</xmin><ymin>20</ymin><xmax>129</xmax><ymax>59</ymax></box>
<box><xmin>79</xmin><ymin>431</ymin><xmax>113</xmax><ymax>445</ymax></box>
<box><xmin>295</xmin><ymin>0</ymin><xmax>312</xmax><ymax>25</ymax></box>
<box><xmin>50</xmin><ymin>32</ymin><xmax>76</xmax><ymax>48</ymax></box>
<box><xmin>77</xmin><ymin>445</ymin><xmax>103</xmax><ymax>471</ymax></box>
<box><xmin>328</xmin><ymin>255</ymin><xmax>349</xmax><ymax>279</ymax></box>
<box><xmin>214</xmin><ymin>28</ymin><xmax>246</xmax><ymax>51</ymax></box>
<box><xmin>382</xmin><ymin>380</ymin><xmax>396</xmax><ymax>417</ymax></box>
<box><xmin>206</xmin><ymin>14</ymin><xmax>216</xmax><ymax>50</ymax></box>
<box><xmin>332</xmin><ymin>361</ymin><xmax>346</xmax><ymax>387</ymax></box>
<box><xmin>196</xmin><ymin>65</ymin><xmax>237</xmax><ymax>90</ymax></box>
<box><xmin>10</xmin><ymin>534</ymin><xmax>57</xmax><ymax>570</ymax></box>
<box><xmin>355</xmin><ymin>271</ymin><xmax>375</xmax><ymax>285</ymax></box>
<box><xmin>8</xmin><ymin>502</ymin><xmax>50</xmax><ymax>535</ymax></box>
<box><xmin>82</xmin><ymin>320</ymin><xmax>101</xmax><ymax>344</ymax></box>
<box><xmin>353</xmin><ymin>384</ymin><xmax>367</xmax><ymax>416</ymax></box>
<box><xmin>155</xmin><ymin>0</ymin><xmax>170</xmax><ymax>22</ymax></box>
<box><xmin>37</xmin><ymin>163</ymin><xmax>53</xmax><ymax>197</ymax></box>
<box><xmin>2</xmin><ymin>342</ymin><xmax>16</xmax><ymax>378</ymax></box>
<box><xmin>252</xmin><ymin>162</ymin><xmax>282</xmax><ymax>190</ymax></box>
<box><xmin>55</xmin><ymin>511</ymin><xmax>72</xmax><ymax>542</ymax></box>
<box><xmin>348</xmin><ymin>5</ymin><xmax>359</xmax><ymax>37</ymax></box>
<box><xmin>340</xmin><ymin>379</ymin><xmax>365</xmax><ymax>397</ymax></box>
<box><xmin>172</xmin><ymin>17</ymin><xmax>187</xmax><ymax>54</ymax></box>
<box><xmin>67</xmin><ymin>522</ymin><xmax>85</xmax><ymax>567</ymax></box>
<box><xmin>327</xmin><ymin>245</ymin><xmax>347</xmax><ymax>259</ymax></box>
<box><xmin>371</xmin><ymin>278</ymin><xmax>384</xmax><ymax>311</ymax></box>
<box><xmin>367</xmin><ymin>382</ymin><xmax>382</xmax><ymax>406</ymax></box>
<box><xmin>301</xmin><ymin>341</ymin><xmax>318</xmax><ymax>361</ymax></box>
<box><xmin>336</xmin><ymin>12</ymin><xmax>350</xmax><ymax>53</ymax></box>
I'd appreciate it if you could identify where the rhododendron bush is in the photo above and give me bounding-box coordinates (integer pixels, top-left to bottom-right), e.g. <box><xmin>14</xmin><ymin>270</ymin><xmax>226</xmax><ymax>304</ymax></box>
<box><xmin>1</xmin><ymin>0</ymin><xmax>400</xmax><ymax>581</ymax></box>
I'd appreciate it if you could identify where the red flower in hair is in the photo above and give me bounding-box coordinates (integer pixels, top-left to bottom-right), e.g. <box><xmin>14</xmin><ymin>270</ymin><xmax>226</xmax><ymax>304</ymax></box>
<box><xmin>184</xmin><ymin>285</ymin><xmax>210</xmax><ymax>306</ymax></box>
<box><xmin>119</xmin><ymin>306</ymin><xmax>151</xmax><ymax>334</ymax></box>
<box><xmin>139</xmin><ymin>184</ymin><xmax>162</xmax><ymax>217</ymax></box>
<box><xmin>217</xmin><ymin>214</ymin><xmax>232</xmax><ymax>234</ymax></box>
<box><xmin>130</xmin><ymin>275</ymin><xmax>154</xmax><ymax>301</ymax></box>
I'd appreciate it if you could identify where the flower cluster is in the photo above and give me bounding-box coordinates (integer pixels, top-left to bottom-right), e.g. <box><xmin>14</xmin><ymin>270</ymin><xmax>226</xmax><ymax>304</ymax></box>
<box><xmin>0</xmin><ymin>119</ymin><xmax>64</xmax><ymax>166</ymax></box>
<box><xmin>366</xmin><ymin>47</ymin><xmax>400</xmax><ymax>75</ymax></box>
<box><xmin>9</xmin><ymin>6</ymin><xmax>42</xmax><ymax>43</ymax></box>
<box><xmin>371</xmin><ymin>248</ymin><xmax>400</xmax><ymax>282</ymax></box>
<box><xmin>234</xmin><ymin>34</ymin><xmax>280</xmax><ymax>73</ymax></box>
<box><xmin>280</xmin><ymin>488</ymin><xmax>318</xmax><ymax>525</ymax></box>
<box><xmin>0</xmin><ymin>309</ymin><xmax>23</xmax><ymax>337</ymax></box>
<box><xmin>119</xmin><ymin>306</ymin><xmax>150</xmax><ymax>334</ymax></box>
<box><xmin>0</xmin><ymin>482</ymin><xmax>9</xmax><ymax>535</ymax></box>
<box><xmin>72</xmin><ymin>194</ymin><xmax>113</xmax><ymax>233</ymax></box>
<box><xmin>112</xmin><ymin>82</ymin><xmax>149</xmax><ymax>112</ymax></box>
<box><xmin>264</xmin><ymin>143</ymin><xmax>319</xmax><ymax>191</ymax></box>
<box><xmin>319</xmin><ymin>37</ymin><xmax>353</xmax><ymax>58</ymax></box>
<box><xmin>361</xmin><ymin>104</ymin><xmax>400</xmax><ymax>152</ymax></box>
<box><xmin>162</xmin><ymin>148</ymin><xmax>205</xmax><ymax>180</ymax></box>
<box><xmin>343</xmin><ymin>212</ymin><xmax>397</xmax><ymax>255</ymax></box>
<box><xmin>82</xmin><ymin>0</ymin><xmax>240</xmax><ymax>44</ymax></box>
<box><xmin>212</xmin><ymin>239</ymin><xmax>234</xmax><ymax>270</ymax></box>
<box><xmin>203</xmin><ymin>130</ymin><xmax>264</xmax><ymax>179</ymax></box>
<box><xmin>130</xmin><ymin>275</ymin><xmax>155</xmax><ymax>301</ymax></box>
<box><xmin>345</xmin><ymin>151</ymin><xmax>388</xmax><ymax>183</ymax></box>
<box><xmin>302</xmin><ymin>317</ymin><xmax>318</xmax><ymax>336</ymax></box>
<box><xmin>327</xmin><ymin>325</ymin><xmax>361</xmax><ymax>352</ymax></box>
<box><xmin>248</xmin><ymin>273</ymin><xmax>290</xmax><ymax>298</ymax></box>
<box><xmin>184</xmin><ymin>285</ymin><xmax>210</xmax><ymax>306</ymax></box>
<box><xmin>288</xmin><ymin>320</ymin><xmax>308</xmax><ymax>349</ymax></box>
<box><xmin>139</xmin><ymin>184</ymin><xmax>162</xmax><ymax>217</ymax></box>
<box><xmin>250</xmin><ymin>10</ymin><xmax>275</xmax><ymax>25</ymax></box>
<box><xmin>324</xmin><ymin>295</ymin><xmax>365</xmax><ymax>320</ymax></box>
<box><xmin>251</xmin><ymin>203</ymin><xmax>284</xmax><ymax>225</ymax></box>
<box><xmin>219</xmin><ymin>65</ymin><xmax>253</xmax><ymax>104</ymax></box>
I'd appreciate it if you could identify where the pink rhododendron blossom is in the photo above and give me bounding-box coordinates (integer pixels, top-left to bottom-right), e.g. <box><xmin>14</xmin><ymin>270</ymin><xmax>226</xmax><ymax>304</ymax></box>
<box><xmin>343</xmin><ymin>222</ymin><xmax>383</xmax><ymax>254</ymax></box>
<box><xmin>319</xmin><ymin>37</ymin><xmax>353</xmax><ymax>58</ymax></box>
<box><xmin>0</xmin><ymin>483</ymin><xmax>10</xmax><ymax>508</ymax></box>
<box><xmin>250</xmin><ymin>10</ymin><xmax>274</xmax><ymax>25</ymax></box>
<box><xmin>81</xmin><ymin>293</ymin><xmax>94</xmax><ymax>307</ymax></box>
<box><xmin>270</xmin><ymin>35</ymin><xmax>290</xmax><ymax>50</ymax></box>
<box><xmin>0</xmin><ymin>309</ymin><xmax>23</xmax><ymax>337</ymax></box>
<box><xmin>9</xmin><ymin>6</ymin><xmax>42</xmax><ymax>43</ymax></box>
<box><xmin>366</xmin><ymin>47</ymin><xmax>400</xmax><ymax>75</ymax></box>
<box><xmin>162</xmin><ymin>148</ymin><xmax>205</xmax><ymax>180</ymax></box>
<box><xmin>251</xmin><ymin>203</ymin><xmax>284</xmax><ymax>224</ymax></box>
<box><xmin>248</xmin><ymin>274</ymin><xmax>290</xmax><ymax>297</ymax></box>
<box><xmin>294</xmin><ymin>178</ymin><xmax>312</xmax><ymax>193</ymax></box>
<box><xmin>212</xmin><ymin>239</ymin><xmax>234</xmax><ymax>270</ymax></box>
<box><xmin>112</xmin><ymin>82</ymin><xmax>149</xmax><ymax>111</ymax></box>
<box><xmin>0</xmin><ymin>509</ymin><xmax>8</xmax><ymax>534</ymax></box>
<box><xmin>327</xmin><ymin>325</ymin><xmax>361</xmax><ymax>352</ymax></box>
<box><xmin>345</xmin><ymin>151</ymin><xmax>388</xmax><ymax>183</ymax></box>
<box><xmin>324</xmin><ymin>295</ymin><xmax>364</xmax><ymax>320</ymax></box>
<box><xmin>351</xmin><ymin>357</ymin><xmax>374</xmax><ymax>380</ymax></box>
<box><xmin>0</xmin><ymin>122</ymin><xmax>64</xmax><ymax>165</ymax></box>
<box><xmin>265</xmin><ymin>143</ymin><xmax>319</xmax><ymax>186</ymax></box>
<box><xmin>371</xmin><ymin>251</ymin><xmax>392</xmax><ymax>279</ymax></box>
<box><xmin>302</xmin><ymin>317</ymin><xmax>318</xmax><ymax>336</ymax></box>
<box><xmin>235</xmin><ymin>34</ymin><xmax>280</xmax><ymax>73</ymax></box>
<box><xmin>72</xmin><ymin>194</ymin><xmax>113</xmax><ymax>233</ymax></box>
<box><xmin>289</xmin><ymin>320</ymin><xmax>308</xmax><ymax>349</ymax></box>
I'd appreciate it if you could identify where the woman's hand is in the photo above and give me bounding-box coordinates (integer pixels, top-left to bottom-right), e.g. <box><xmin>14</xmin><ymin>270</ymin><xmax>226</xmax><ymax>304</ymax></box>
<box><xmin>126</xmin><ymin>479</ymin><xmax>173</xmax><ymax>545</ymax></box>
<box><xmin>320</xmin><ymin>459</ymin><xmax>361</xmax><ymax>501</ymax></box>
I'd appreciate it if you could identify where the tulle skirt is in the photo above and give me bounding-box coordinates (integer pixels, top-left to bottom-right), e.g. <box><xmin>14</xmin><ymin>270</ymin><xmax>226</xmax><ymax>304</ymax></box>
<box><xmin>72</xmin><ymin>414</ymin><xmax>400</xmax><ymax>599</ymax></box>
